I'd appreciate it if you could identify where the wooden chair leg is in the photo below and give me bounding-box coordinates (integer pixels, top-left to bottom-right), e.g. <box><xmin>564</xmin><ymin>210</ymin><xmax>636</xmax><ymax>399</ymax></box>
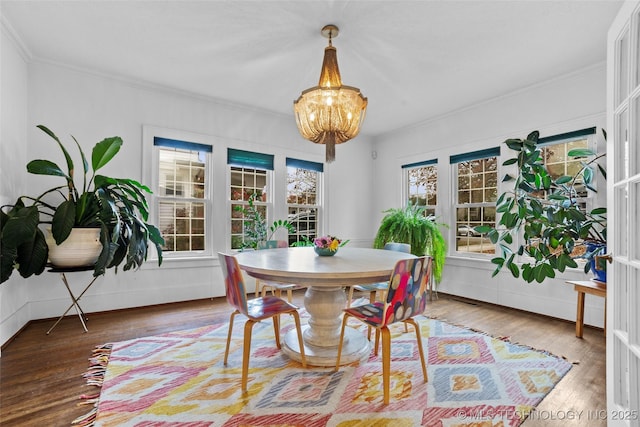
<box><xmin>374</xmin><ymin>328</ymin><xmax>381</xmax><ymax>356</ymax></box>
<box><xmin>272</xmin><ymin>315</ymin><xmax>281</xmax><ymax>348</ymax></box>
<box><xmin>406</xmin><ymin>318</ymin><xmax>427</xmax><ymax>382</ymax></box>
<box><xmin>241</xmin><ymin>319</ymin><xmax>256</xmax><ymax>393</ymax></box>
<box><xmin>380</xmin><ymin>326</ymin><xmax>391</xmax><ymax>405</ymax></box>
<box><xmin>347</xmin><ymin>287</ymin><xmax>355</xmax><ymax>307</ymax></box>
<box><xmin>334</xmin><ymin>314</ymin><xmax>350</xmax><ymax>370</ymax></box>
<box><xmin>291</xmin><ymin>311</ymin><xmax>307</xmax><ymax>368</ymax></box>
<box><xmin>224</xmin><ymin>311</ymin><xmax>239</xmax><ymax>365</ymax></box>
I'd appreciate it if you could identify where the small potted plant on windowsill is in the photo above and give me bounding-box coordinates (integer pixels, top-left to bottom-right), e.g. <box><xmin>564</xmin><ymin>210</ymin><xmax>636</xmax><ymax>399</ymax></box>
<box><xmin>482</xmin><ymin>130</ymin><xmax>607</xmax><ymax>283</ymax></box>
<box><xmin>0</xmin><ymin>125</ymin><xmax>164</xmax><ymax>284</ymax></box>
<box><xmin>234</xmin><ymin>193</ymin><xmax>294</xmax><ymax>250</ymax></box>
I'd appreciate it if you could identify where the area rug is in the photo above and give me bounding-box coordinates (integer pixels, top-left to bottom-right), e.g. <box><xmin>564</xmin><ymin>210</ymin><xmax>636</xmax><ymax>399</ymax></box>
<box><xmin>73</xmin><ymin>314</ymin><xmax>571</xmax><ymax>427</ymax></box>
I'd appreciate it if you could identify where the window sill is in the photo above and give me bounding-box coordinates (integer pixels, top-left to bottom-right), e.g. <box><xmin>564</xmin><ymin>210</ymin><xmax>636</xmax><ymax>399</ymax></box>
<box><xmin>140</xmin><ymin>255</ymin><xmax>218</xmax><ymax>270</ymax></box>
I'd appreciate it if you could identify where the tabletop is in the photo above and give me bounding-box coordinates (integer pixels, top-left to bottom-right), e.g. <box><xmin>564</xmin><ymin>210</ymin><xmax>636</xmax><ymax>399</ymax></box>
<box><xmin>234</xmin><ymin>246</ymin><xmax>414</xmax><ymax>286</ymax></box>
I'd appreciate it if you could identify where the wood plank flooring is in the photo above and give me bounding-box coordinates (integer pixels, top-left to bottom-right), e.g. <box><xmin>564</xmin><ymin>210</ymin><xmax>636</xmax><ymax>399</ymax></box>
<box><xmin>0</xmin><ymin>292</ymin><xmax>606</xmax><ymax>426</ymax></box>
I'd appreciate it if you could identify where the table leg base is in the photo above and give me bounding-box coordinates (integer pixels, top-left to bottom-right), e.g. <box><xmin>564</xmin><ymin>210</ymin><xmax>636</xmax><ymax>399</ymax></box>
<box><xmin>282</xmin><ymin>325</ymin><xmax>371</xmax><ymax>367</ymax></box>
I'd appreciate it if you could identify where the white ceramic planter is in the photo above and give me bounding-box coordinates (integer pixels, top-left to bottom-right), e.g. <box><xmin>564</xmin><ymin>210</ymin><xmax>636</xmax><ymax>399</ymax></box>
<box><xmin>46</xmin><ymin>227</ymin><xmax>102</xmax><ymax>268</ymax></box>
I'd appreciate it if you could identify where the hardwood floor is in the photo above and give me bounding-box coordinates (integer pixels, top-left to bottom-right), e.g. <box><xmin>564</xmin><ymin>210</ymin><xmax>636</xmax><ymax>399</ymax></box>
<box><xmin>0</xmin><ymin>292</ymin><xmax>606</xmax><ymax>426</ymax></box>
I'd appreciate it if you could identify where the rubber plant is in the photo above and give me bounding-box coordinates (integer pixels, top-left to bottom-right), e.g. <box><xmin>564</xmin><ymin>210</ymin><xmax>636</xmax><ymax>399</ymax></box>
<box><xmin>373</xmin><ymin>203</ymin><xmax>447</xmax><ymax>284</ymax></box>
<box><xmin>0</xmin><ymin>125</ymin><xmax>164</xmax><ymax>283</ymax></box>
<box><xmin>480</xmin><ymin>130</ymin><xmax>607</xmax><ymax>283</ymax></box>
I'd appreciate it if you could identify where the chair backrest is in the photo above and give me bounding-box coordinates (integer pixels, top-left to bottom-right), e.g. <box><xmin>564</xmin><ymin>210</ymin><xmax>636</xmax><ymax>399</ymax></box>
<box><xmin>381</xmin><ymin>256</ymin><xmax>432</xmax><ymax>326</ymax></box>
<box><xmin>218</xmin><ymin>252</ymin><xmax>249</xmax><ymax>315</ymax></box>
<box><xmin>383</xmin><ymin>242</ymin><xmax>411</xmax><ymax>253</ymax></box>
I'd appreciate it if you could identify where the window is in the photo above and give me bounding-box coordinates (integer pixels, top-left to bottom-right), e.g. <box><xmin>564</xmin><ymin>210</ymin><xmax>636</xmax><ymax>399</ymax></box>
<box><xmin>535</xmin><ymin>127</ymin><xmax>596</xmax><ymax>213</ymax></box>
<box><xmin>228</xmin><ymin>148</ymin><xmax>273</xmax><ymax>249</ymax></box>
<box><xmin>286</xmin><ymin>158</ymin><xmax>323</xmax><ymax>246</ymax></box>
<box><xmin>154</xmin><ymin>137</ymin><xmax>212</xmax><ymax>255</ymax></box>
<box><xmin>403</xmin><ymin>159</ymin><xmax>437</xmax><ymax>217</ymax></box>
<box><xmin>451</xmin><ymin>148</ymin><xmax>499</xmax><ymax>255</ymax></box>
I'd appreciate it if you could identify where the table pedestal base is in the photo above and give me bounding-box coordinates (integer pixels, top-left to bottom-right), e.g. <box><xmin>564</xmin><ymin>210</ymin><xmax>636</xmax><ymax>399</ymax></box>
<box><xmin>282</xmin><ymin>326</ymin><xmax>370</xmax><ymax>367</ymax></box>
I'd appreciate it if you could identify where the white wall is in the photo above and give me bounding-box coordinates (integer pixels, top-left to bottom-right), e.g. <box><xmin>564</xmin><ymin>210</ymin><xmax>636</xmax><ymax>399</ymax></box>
<box><xmin>372</xmin><ymin>63</ymin><xmax>608</xmax><ymax>328</ymax></box>
<box><xmin>1</xmin><ymin>24</ymin><xmax>607</xmax><ymax>348</ymax></box>
<box><xmin>0</xmin><ymin>55</ymin><xmax>375</xmax><ymax>347</ymax></box>
<box><xmin>0</xmin><ymin>21</ymin><xmax>30</xmax><ymax>352</ymax></box>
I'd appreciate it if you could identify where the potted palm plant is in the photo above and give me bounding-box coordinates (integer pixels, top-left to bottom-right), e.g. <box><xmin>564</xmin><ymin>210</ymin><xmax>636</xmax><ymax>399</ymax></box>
<box><xmin>482</xmin><ymin>130</ymin><xmax>607</xmax><ymax>283</ymax></box>
<box><xmin>373</xmin><ymin>204</ymin><xmax>447</xmax><ymax>284</ymax></box>
<box><xmin>0</xmin><ymin>125</ymin><xmax>164</xmax><ymax>283</ymax></box>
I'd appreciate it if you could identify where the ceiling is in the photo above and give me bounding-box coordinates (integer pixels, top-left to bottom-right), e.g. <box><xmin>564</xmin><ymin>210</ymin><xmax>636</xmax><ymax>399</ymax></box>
<box><xmin>1</xmin><ymin>0</ymin><xmax>623</xmax><ymax>137</ymax></box>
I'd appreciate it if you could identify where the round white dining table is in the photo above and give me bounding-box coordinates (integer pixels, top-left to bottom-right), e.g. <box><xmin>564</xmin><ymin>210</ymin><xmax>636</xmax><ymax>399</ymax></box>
<box><xmin>234</xmin><ymin>246</ymin><xmax>414</xmax><ymax>366</ymax></box>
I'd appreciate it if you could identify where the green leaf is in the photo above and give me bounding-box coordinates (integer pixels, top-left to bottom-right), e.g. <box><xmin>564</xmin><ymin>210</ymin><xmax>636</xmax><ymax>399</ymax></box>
<box><xmin>92</xmin><ymin>137</ymin><xmax>123</xmax><ymax>172</ymax></box>
<box><xmin>26</xmin><ymin>160</ymin><xmax>67</xmax><ymax>177</ymax></box>
<box><xmin>555</xmin><ymin>175</ymin><xmax>572</xmax><ymax>184</ymax></box>
<box><xmin>508</xmin><ymin>262</ymin><xmax>520</xmax><ymax>278</ymax></box>
<box><xmin>37</xmin><ymin>125</ymin><xmax>75</xmax><ymax>182</ymax></box>
<box><xmin>568</xmin><ymin>148</ymin><xmax>596</xmax><ymax>157</ymax></box>
<box><xmin>16</xmin><ymin>228</ymin><xmax>48</xmax><ymax>278</ymax></box>
<box><xmin>583</xmin><ymin>166</ymin><xmax>593</xmax><ymax>185</ymax></box>
<box><xmin>1</xmin><ymin>205</ymin><xmax>39</xmax><ymax>246</ymax></box>
<box><xmin>503</xmin><ymin>158</ymin><xmax>518</xmax><ymax>166</ymax></box>
<box><xmin>526</xmin><ymin>131</ymin><xmax>540</xmax><ymax>142</ymax></box>
<box><xmin>591</xmin><ymin>207</ymin><xmax>606</xmax><ymax>215</ymax></box>
<box><xmin>51</xmin><ymin>200</ymin><xmax>77</xmax><ymax>244</ymax></box>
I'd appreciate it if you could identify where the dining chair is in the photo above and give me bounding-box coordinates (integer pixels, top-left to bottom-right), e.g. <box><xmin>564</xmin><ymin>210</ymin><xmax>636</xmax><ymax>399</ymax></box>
<box><xmin>253</xmin><ymin>240</ymin><xmax>302</xmax><ymax>302</ymax></box>
<box><xmin>347</xmin><ymin>242</ymin><xmax>411</xmax><ymax>307</ymax></box>
<box><xmin>219</xmin><ymin>252</ymin><xmax>307</xmax><ymax>393</ymax></box>
<box><xmin>335</xmin><ymin>256</ymin><xmax>431</xmax><ymax>404</ymax></box>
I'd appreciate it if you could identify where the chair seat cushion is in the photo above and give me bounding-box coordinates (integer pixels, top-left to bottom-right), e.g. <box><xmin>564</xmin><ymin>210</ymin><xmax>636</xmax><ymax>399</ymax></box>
<box><xmin>246</xmin><ymin>296</ymin><xmax>299</xmax><ymax>320</ymax></box>
<box><xmin>344</xmin><ymin>302</ymin><xmax>385</xmax><ymax>327</ymax></box>
<box><xmin>353</xmin><ymin>282</ymin><xmax>388</xmax><ymax>292</ymax></box>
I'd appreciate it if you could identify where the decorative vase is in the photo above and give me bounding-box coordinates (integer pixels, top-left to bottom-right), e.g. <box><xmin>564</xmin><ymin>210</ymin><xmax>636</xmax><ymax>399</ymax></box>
<box><xmin>46</xmin><ymin>227</ymin><xmax>102</xmax><ymax>268</ymax></box>
<box><xmin>586</xmin><ymin>242</ymin><xmax>607</xmax><ymax>283</ymax></box>
<box><xmin>314</xmin><ymin>247</ymin><xmax>337</xmax><ymax>256</ymax></box>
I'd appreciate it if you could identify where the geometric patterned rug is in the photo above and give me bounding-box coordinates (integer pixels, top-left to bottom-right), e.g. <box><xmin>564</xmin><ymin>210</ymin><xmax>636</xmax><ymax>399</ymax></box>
<box><xmin>73</xmin><ymin>313</ymin><xmax>571</xmax><ymax>427</ymax></box>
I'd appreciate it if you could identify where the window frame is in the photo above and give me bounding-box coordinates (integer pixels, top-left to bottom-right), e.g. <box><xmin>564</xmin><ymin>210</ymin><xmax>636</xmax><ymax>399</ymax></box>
<box><xmin>143</xmin><ymin>126</ymin><xmax>215</xmax><ymax>261</ymax></box>
<box><xmin>451</xmin><ymin>147</ymin><xmax>500</xmax><ymax>258</ymax></box>
<box><xmin>228</xmin><ymin>148</ymin><xmax>274</xmax><ymax>250</ymax></box>
<box><xmin>286</xmin><ymin>157</ymin><xmax>323</xmax><ymax>246</ymax></box>
<box><xmin>513</xmin><ymin>127</ymin><xmax>601</xmax><ymax>264</ymax></box>
<box><xmin>402</xmin><ymin>159</ymin><xmax>438</xmax><ymax>217</ymax></box>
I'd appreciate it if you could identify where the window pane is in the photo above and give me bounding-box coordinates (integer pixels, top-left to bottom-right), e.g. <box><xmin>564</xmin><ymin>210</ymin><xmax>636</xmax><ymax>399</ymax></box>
<box><xmin>156</xmin><ymin>142</ymin><xmax>209</xmax><ymax>256</ymax></box>
<box><xmin>159</xmin><ymin>201</ymin><xmax>206</xmax><ymax>252</ymax></box>
<box><xmin>158</xmin><ymin>149</ymin><xmax>206</xmax><ymax>199</ymax></box>
<box><xmin>455</xmin><ymin>156</ymin><xmax>498</xmax><ymax>255</ymax></box>
<box><xmin>407</xmin><ymin>165</ymin><xmax>437</xmax><ymax>210</ymax></box>
<box><xmin>455</xmin><ymin>206</ymin><xmax>495</xmax><ymax>254</ymax></box>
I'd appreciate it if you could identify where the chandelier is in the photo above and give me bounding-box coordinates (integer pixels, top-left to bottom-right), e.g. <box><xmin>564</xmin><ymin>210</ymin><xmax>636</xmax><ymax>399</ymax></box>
<box><xmin>294</xmin><ymin>25</ymin><xmax>367</xmax><ymax>163</ymax></box>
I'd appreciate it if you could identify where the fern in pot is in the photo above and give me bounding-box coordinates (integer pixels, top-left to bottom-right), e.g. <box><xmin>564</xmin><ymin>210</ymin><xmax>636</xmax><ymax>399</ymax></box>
<box><xmin>0</xmin><ymin>125</ymin><xmax>164</xmax><ymax>283</ymax></box>
<box><xmin>373</xmin><ymin>204</ymin><xmax>447</xmax><ymax>284</ymax></box>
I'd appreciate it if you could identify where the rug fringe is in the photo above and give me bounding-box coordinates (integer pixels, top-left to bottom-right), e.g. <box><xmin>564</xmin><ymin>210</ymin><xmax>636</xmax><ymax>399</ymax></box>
<box><xmin>72</xmin><ymin>344</ymin><xmax>112</xmax><ymax>426</ymax></box>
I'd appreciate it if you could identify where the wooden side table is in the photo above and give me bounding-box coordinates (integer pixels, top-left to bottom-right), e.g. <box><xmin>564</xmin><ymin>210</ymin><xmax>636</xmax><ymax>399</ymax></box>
<box><xmin>46</xmin><ymin>266</ymin><xmax>100</xmax><ymax>335</ymax></box>
<box><xmin>566</xmin><ymin>280</ymin><xmax>607</xmax><ymax>338</ymax></box>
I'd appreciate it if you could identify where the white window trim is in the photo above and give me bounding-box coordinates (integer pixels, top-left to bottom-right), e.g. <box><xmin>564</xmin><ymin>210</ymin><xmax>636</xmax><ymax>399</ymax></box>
<box><xmin>142</xmin><ymin>125</ymin><xmax>216</xmax><ymax>262</ymax></box>
<box><xmin>451</xmin><ymin>153</ymin><xmax>500</xmax><ymax>259</ymax></box>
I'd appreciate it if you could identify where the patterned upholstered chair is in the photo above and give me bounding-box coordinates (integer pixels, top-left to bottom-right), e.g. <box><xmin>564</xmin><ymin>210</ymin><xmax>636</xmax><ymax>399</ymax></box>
<box><xmin>219</xmin><ymin>252</ymin><xmax>307</xmax><ymax>393</ymax></box>
<box><xmin>335</xmin><ymin>256</ymin><xmax>432</xmax><ymax>404</ymax></box>
<box><xmin>347</xmin><ymin>242</ymin><xmax>411</xmax><ymax>307</ymax></box>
